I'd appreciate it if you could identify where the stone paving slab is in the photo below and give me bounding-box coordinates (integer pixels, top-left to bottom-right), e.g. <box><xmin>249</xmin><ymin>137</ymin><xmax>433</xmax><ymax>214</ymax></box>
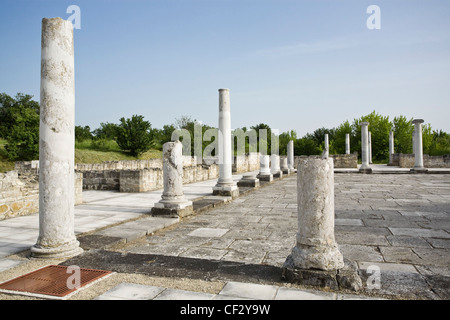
<box><xmin>1</xmin><ymin>170</ymin><xmax>450</xmax><ymax>301</ymax></box>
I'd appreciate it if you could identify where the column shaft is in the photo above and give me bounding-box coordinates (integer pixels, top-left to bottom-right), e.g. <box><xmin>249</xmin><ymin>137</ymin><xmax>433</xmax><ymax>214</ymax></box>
<box><xmin>31</xmin><ymin>18</ymin><xmax>82</xmax><ymax>259</ymax></box>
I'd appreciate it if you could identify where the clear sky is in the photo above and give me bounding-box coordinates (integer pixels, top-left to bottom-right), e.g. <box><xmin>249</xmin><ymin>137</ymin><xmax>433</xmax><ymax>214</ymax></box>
<box><xmin>1</xmin><ymin>0</ymin><xmax>449</xmax><ymax>137</ymax></box>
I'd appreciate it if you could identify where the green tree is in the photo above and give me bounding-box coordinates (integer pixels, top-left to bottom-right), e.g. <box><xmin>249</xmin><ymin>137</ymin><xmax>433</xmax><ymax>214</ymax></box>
<box><xmin>332</xmin><ymin>120</ymin><xmax>352</xmax><ymax>155</ymax></box>
<box><xmin>75</xmin><ymin>125</ymin><xmax>93</xmax><ymax>142</ymax></box>
<box><xmin>278</xmin><ymin>130</ymin><xmax>297</xmax><ymax>155</ymax></box>
<box><xmin>392</xmin><ymin>115</ymin><xmax>413</xmax><ymax>154</ymax></box>
<box><xmin>0</xmin><ymin>93</ymin><xmax>40</xmax><ymax>160</ymax></box>
<box><xmin>115</xmin><ymin>115</ymin><xmax>155</xmax><ymax>156</ymax></box>
<box><xmin>294</xmin><ymin>135</ymin><xmax>320</xmax><ymax>156</ymax></box>
<box><xmin>352</xmin><ymin>111</ymin><xmax>391</xmax><ymax>163</ymax></box>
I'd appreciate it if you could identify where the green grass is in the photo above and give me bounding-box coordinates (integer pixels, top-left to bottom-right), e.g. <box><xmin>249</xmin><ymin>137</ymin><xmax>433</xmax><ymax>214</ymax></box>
<box><xmin>0</xmin><ymin>138</ymin><xmax>163</xmax><ymax>172</ymax></box>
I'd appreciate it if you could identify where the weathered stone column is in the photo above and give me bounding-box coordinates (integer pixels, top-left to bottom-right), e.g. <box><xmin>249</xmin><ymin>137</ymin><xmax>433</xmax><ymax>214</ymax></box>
<box><xmin>280</xmin><ymin>157</ymin><xmax>290</xmax><ymax>175</ymax></box>
<box><xmin>282</xmin><ymin>157</ymin><xmax>361</xmax><ymax>291</ymax></box>
<box><xmin>152</xmin><ymin>141</ymin><xmax>193</xmax><ymax>217</ymax></box>
<box><xmin>359</xmin><ymin>122</ymin><xmax>372</xmax><ymax>173</ymax></box>
<box><xmin>213</xmin><ymin>88</ymin><xmax>239</xmax><ymax>198</ymax></box>
<box><xmin>368</xmin><ymin>131</ymin><xmax>373</xmax><ymax>164</ymax></box>
<box><xmin>270</xmin><ymin>154</ymin><xmax>283</xmax><ymax>178</ymax></box>
<box><xmin>411</xmin><ymin>119</ymin><xmax>427</xmax><ymax>172</ymax></box>
<box><xmin>257</xmin><ymin>155</ymin><xmax>272</xmax><ymax>182</ymax></box>
<box><xmin>31</xmin><ymin>18</ymin><xmax>83</xmax><ymax>259</ymax></box>
<box><xmin>389</xmin><ymin>130</ymin><xmax>394</xmax><ymax>165</ymax></box>
<box><xmin>287</xmin><ymin>140</ymin><xmax>295</xmax><ymax>172</ymax></box>
<box><xmin>345</xmin><ymin>133</ymin><xmax>350</xmax><ymax>155</ymax></box>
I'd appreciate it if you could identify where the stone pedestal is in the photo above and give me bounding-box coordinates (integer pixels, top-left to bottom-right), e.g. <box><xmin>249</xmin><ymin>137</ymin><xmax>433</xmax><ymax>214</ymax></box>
<box><xmin>151</xmin><ymin>141</ymin><xmax>193</xmax><ymax>218</ymax></box>
<box><xmin>359</xmin><ymin>122</ymin><xmax>372</xmax><ymax>173</ymax></box>
<box><xmin>213</xmin><ymin>88</ymin><xmax>239</xmax><ymax>198</ymax></box>
<box><xmin>237</xmin><ymin>173</ymin><xmax>260</xmax><ymax>188</ymax></box>
<box><xmin>256</xmin><ymin>155</ymin><xmax>273</xmax><ymax>182</ymax></box>
<box><xmin>280</xmin><ymin>157</ymin><xmax>290</xmax><ymax>175</ymax></box>
<box><xmin>31</xmin><ymin>18</ymin><xmax>83</xmax><ymax>259</ymax></box>
<box><xmin>270</xmin><ymin>154</ymin><xmax>283</xmax><ymax>179</ymax></box>
<box><xmin>287</xmin><ymin>140</ymin><xmax>296</xmax><ymax>172</ymax></box>
<box><xmin>411</xmin><ymin>119</ymin><xmax>428</xmax><ymax>173</ymax></box>
<box><xmin>282</xmin><ymin>157</ymin><xmax>362</xmax><ymax>291</ymax></box>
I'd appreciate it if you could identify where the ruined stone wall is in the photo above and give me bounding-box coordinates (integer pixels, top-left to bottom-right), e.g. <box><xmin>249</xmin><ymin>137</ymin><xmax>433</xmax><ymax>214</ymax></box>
<box><xmin>78</xmin><ymin>154</ymin><xmax>257</xmax><ymax>192</ymax></box>
<box><xmin>399</xmin><ymin>153</ymin><xmax>450</xmax><ymax>168</ymax></box>
<box><xmin>0</xmin><ymin>163</ymin><xmax>83</xmax><ymax>221</ymax></box>
<box><xmin>293</xmin><ymin>153</ymin><xmax>358</xmax><ymax>169</ymax></box>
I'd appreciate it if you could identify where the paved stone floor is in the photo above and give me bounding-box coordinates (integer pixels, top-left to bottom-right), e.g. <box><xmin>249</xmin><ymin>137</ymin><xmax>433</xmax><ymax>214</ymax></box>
<box><xmin>110</xmin><ymin>173</ymin><xmax>450</xmax><ymax>300</ymax></box>
<box><xmin>0</xmin><ymin>169</ymin><xmax>449</xmax><ymax>301</ymax></box>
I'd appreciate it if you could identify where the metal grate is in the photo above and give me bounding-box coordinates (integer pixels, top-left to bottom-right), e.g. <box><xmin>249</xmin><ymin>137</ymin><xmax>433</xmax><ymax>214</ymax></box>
<box><xmin>0</xmin><ymin>265</ymin><xmax>112</xmax><ymax>298</ymax></box>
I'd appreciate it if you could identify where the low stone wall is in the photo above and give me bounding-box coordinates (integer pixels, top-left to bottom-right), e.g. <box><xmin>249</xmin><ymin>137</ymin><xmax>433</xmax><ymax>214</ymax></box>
<box><xmin>388</xmin><ymin>153</ymin><xmax>400</xmax><ymax>166</ymax></box>
<box><xmin>0</xmin><ymin>163</ymin><xmax>83</xmax><ymax>221</ymax></box>
<box><xmin>398</xmin><ymin>153</ymin><xmax>450</xmax><ymax>168</ymax></box>
<box><xmin>78</xmin><ymin>154</ymin><xmax>256</xmax><ymax>193</ymax></box>
<box><xmin>293</xmin><ymin>153</ymin><xmax>358</xmax><ymax>169</ymax></box>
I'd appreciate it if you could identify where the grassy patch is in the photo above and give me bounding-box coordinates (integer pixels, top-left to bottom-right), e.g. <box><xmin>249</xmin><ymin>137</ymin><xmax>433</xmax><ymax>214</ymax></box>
<box><xmin>0</xmin><ymin>138</ymin><xmax>163</xmax><ymax>171</ymax></box>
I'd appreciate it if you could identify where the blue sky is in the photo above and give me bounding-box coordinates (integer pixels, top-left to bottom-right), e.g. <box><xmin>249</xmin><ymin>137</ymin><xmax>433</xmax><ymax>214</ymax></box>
<box><xmin>1</xmin><ymin>0</ymin><xmax>449</xmax><ymax>137</ymax></box>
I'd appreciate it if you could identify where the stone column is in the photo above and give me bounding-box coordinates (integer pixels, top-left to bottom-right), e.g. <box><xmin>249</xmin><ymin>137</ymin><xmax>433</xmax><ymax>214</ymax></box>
<box><xmin>287</xmin><ymin>140</ymin><xmax>295</xmax><ymax>172</ymax></box>
<box><xmin>280</xmin><ymin>157</ymin><xmax>290</xmax><ymax>175</ymax></box>
<box><xmin>368</xmin><ymin>131</ymin><xmax>372</xmax><ymax>164</ymax></box>
<box><xmin>257</xmin><ymin>155</ymin><xmax>273</xmax><ymax>182</ymax></box>
<box><xmin>152</xmin><ymin>141</ymin><xmax>193</xmax><ymax>217</ymax></box>
<box><xmin>345</xmin><ymin>133</ymin><xmax>350</xmax><ymax>155</ymax></box>
<box><xmin>213</xmin><ymin>88</ymin><xmax>239</xmax><ymax>198</ymax></box>
<box><xmin>389</xmin><ymin>130</ymin><xmax>394</xmax><ymax>165</ymax></box>
<box><xmin>31</xmin><ymin>18</ymin><xmax>83</xmax><ymax>259</ymax></box>
<box><xmin>323</xmin><ymin>134</ymin><xmax>329</xmax><ymax>159</ymax></box>
<box><xmin>412</xmin><ymin>119</ymin><xmax>427</xmax><ymax>172</ymax></box>
<box><xmin>359</xmin><ymin>122</ymin><xmax>372</xmax><ymax>173</ymax></box>
<box><xmin>270</xmin><ymin>154</ymin><xmax>283</xmax><ymax>178</ymax></box>
<box><xmin>282</xmin><ymin>158</ymin><xmax>361</xmax><ymax>290</ymax></box>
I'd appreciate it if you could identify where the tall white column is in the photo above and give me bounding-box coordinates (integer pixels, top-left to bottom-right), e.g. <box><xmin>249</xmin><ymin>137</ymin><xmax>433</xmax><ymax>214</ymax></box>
<box><xmin>31</xmin><ymin>18</ymin><xmax>82</xmax><ymax>259</ymax></box>
<box><xmin>152</xmin><ymin>141</ymin><xmax>193</xmax><ymax>217</ymax></box>
<box><xmin>389</xmin><ymin>130</ymin><xmax>394</xmax><ymax>164</ymax></box>
<box><xmin>213</xmin><ymin>88</ymin><xmax>238</xmax><ymax>197</ymax></box>
<box><xmin>412</xmin><ymin>119</ymin><xmax>427</xmax><ymax>172</ymax></box>
<box><xmin>323</xmin><ymin>134</ymin><xmax>329</xmax><ymax>159</ymax></box>
<box><xmin>345</xmin><ymin>133</ymin><xmax>350</xmax><ymax>155</ymax></box>
<box><xmin>359</xmin><ymin>122</ymin><xmax>372</xmax><ymax>173</ymax></box>
<box><xmin>368</xmin><ymin>131</ymin><xmax>372</xmax><ymax>164</ymax></box>
<box><xmin>287</xmin><ymin>140</ymin><xmax>295</xmax><ymax>171</ymax></box>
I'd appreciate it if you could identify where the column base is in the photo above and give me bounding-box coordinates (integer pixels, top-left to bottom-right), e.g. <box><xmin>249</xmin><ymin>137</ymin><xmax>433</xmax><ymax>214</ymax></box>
<box><xmin>281</xmin><ymin>168</ymin><xmax>291</xmax><ymax>176</ymax></box>
<box><xmin>359</xmin><ymin>167</ymin><xmax>372</xmax><ymax>174</ymax></box>
<box><xmin>271</xmin><ymin>170</ymin><xmax>283</xmax><ymax>179</ymax></box>
<box><xmin>152</xmin><ymin>200</ymin><xmax>193</xmax><ymax>218</ymax></box>
<box><xmin>212</xmin><ymin>184</ymin><xmax>239</xmax><ymax>198</ymax></box>
<box><xmin>237</xmin><ymin>175</ymin><xmax>260</xmax><ymax>188</ymax></box>
<box><xmin>256</xmin><ymin>173</ymin><xmax>273</xmax><ymax>182</ymax></box>
<box><xmin>282</xmin><ymin>255</ymin><xmax>362</xmax><ymax>292</ymax></box>
<box><xmin>411</xmin><ymin>167</ymin><xmax>428</xmax><ymax>173</ymax></box>
<box><xmin>30</xmin><ymin>239</ymin><xmax>83</xmax><ymax>259</ymax></box>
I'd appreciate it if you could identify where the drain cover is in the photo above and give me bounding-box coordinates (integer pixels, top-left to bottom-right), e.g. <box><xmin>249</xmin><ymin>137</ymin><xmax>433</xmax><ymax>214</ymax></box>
<box><xmin>0</xmin><ymin>265</ymin><xmax>112</xmax><ymax>298</ymax></box>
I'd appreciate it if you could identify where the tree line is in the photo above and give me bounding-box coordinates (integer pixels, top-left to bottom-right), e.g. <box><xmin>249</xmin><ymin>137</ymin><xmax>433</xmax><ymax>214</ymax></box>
<box><xmin>1</xmin><ymin>92</ymin><xmax>449</xmax><ymax>163</ymax></box>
